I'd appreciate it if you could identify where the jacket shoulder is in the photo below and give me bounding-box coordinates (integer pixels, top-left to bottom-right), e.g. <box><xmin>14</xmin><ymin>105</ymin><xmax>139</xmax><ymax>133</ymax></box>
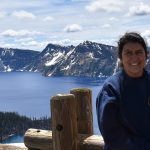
<box><xmin>103</xmin><ymin>71</ymin><xmax>122</xmax><ymax>91</ymax></box>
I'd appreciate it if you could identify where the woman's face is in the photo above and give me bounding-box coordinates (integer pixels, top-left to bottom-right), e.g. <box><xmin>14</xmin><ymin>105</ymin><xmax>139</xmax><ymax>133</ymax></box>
<box><xmin>121</xmin><ymin>42</ymin><xmax>147</xmax><ymax>78</ymax></box>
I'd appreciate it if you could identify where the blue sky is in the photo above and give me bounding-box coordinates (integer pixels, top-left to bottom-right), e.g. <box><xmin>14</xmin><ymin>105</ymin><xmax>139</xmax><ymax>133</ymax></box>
<box><xmin>0</xmin><ymin>0</ymin><xmax>150</xmax><ymax>51</ymax></box>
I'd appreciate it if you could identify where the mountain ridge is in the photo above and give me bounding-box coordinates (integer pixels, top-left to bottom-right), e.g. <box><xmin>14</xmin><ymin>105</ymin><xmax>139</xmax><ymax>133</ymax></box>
<box><xmin>0</xmin><ymin>41</ymin><xmax>149</xmax><ymax>77</ymax></box>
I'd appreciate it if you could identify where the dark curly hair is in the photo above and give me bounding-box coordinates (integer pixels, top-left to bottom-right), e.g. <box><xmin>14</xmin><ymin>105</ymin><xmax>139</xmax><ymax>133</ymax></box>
<box><xmin>118</xmin><ymin>32</ymin><xmax>148</xmax><ymax>59</ymax></box>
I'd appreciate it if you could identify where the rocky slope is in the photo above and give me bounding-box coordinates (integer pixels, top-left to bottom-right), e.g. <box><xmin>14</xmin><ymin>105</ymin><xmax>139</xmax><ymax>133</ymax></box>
<box><xmin>0</xmin><ymin>41</ymin><xmax>149</xmax><ymax>77</ymax></box>
<box><xmin>0</xmin><ymin>48</ymin><xmax>39</xmax><ymax>72</ymax></box>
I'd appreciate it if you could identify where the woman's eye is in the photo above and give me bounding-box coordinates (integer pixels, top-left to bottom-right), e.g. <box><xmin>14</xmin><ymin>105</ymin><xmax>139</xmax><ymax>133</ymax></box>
<box><xmin>124</xmin><ymin>51</ymin><xmax>132</xmax><ymax>56</ymax></box>
<box><xmin>124</xmin><ymin>50</ymin><xmax>145</xmax><ymax>56</ymax></box>
<box><xmin>136</xmin><ymin>51</ymin><xmax>144</xmax><ymax>55</ymax></box>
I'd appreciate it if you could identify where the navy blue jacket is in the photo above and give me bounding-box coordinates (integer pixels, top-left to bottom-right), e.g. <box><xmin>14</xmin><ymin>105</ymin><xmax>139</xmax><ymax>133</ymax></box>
<box><xmin>96</xmin><ymin>69</ymin><xmax>150</xmax><ymax>150</ymax></box>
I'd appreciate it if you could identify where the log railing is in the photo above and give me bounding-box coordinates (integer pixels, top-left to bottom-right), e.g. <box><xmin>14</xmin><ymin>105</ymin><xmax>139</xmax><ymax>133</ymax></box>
<box><xmin>24</xmin><ymin>88</ymin><xmax>104</xmax><ymax>150</ymax></box>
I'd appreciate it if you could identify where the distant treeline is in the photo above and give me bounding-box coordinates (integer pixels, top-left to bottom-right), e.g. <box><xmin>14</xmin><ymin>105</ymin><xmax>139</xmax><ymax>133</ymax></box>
<box><xmin>0</xmin><ymin>111</ymin><xmax>51</xmax><ymax>142</ymax></box>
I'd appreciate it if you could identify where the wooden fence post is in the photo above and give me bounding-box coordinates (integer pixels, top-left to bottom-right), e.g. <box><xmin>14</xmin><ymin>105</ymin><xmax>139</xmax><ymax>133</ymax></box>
<box><xmin>70</xmin><ymin>88</ymin><xmax>93</xmax><ymax>135</ymax></box>
<box><xmin>51</xmin><ymin>94</ymin><xmax>78</xmax><ymax>150</ymax></box>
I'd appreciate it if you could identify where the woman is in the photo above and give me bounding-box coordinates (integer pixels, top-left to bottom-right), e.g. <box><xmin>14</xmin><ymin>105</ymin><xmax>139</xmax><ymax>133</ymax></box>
<box><xmin>96</xmin><ymin>32</ymin><xmax>150</xmax><ymax>150</ymax></box>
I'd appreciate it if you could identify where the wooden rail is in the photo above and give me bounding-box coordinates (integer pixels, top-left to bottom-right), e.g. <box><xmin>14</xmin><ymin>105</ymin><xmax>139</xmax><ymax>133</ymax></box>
<box><xmin>0</xmin><ymin>144</ymin><xmax>27</xmax><ymax>150</ymax></box>
<box><xmin>24</xmin><ymin>88</ymin><xmax>104</xmax><ymax>150</ymax></box>
<box><xmin>24</xmin><ymin>129</ymin><xmax>104</xmax><ymax>150</ymax></box>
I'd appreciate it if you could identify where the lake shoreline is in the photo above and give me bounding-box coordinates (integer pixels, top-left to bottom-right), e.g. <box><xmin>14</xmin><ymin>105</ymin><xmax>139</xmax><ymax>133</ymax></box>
<box><xmin>1</xmin><ymin>133</ymin><xmax>17</xmax><ymax>143</ymax></box>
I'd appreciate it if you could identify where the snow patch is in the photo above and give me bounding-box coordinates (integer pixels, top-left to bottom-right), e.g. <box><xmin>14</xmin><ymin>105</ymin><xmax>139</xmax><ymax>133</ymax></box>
<box><xmin>2</xmin><ymin>50</ymin><xmax>15</xmax><ymax>56</ymax></box>
<box><xmin>61</xmin><ymin>65</ymin><xmax>70</xmax><ymax>70</ymax></box>
<box><xmin>70</xmin><ymin>58</ymin><xmax>75</xmax><ymax>65</ymax></box>
<box><xmin>4</xmin><ymin>65</ymin><xmax>12</xmax><ymax>72</ymax></box>
<box><xmin>97</xmin><ymin>45</ymin><xmax>102</xmax><ymax>50</ymax></box>
<box><xmin>89</xmin><ymin>52</ymin><xmax>94</xmax><ymax>59</ymax></box>
<box><xmin>44</xmin><ymin>52</ymin><xmax>50</xmax><ymax>57</ymax></box>
<box><xmin>98</xmin><ymin>51</ymin><xmax>102</xmax><ymax>55</ymax></box>
<box><xmin>45</xmin><ymin>52</ymin><xmax>64</xmax><ymax>66</ymax></box>
<box><xmin>66</xmin><ymin>48</ymin><xmax>75</xmax><ymax>57</ymax></box>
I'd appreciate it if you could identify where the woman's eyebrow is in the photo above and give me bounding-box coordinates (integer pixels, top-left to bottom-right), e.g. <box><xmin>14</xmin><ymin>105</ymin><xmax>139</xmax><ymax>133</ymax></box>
<box><xmin>123</xmin><ymin>49</ymin><xmax>144</xmax><ymax>52</ymax></box>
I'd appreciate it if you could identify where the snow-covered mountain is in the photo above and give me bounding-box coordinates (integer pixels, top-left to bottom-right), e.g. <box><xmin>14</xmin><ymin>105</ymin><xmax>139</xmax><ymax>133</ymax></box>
<box><xmin>43</xmin><ymin>41</ymin><xmax>117</xmax><ymax>77</ymax></box>
<box><xmin>27</xmin><ymin>41</ymin><xmax>117</xmax><ymax>77</ymax></box>
<box><xmin>4</xmin><ymin>41</ymin><xmax>148</xmax><ymax>77</ymax></box>
<box><xmin>26</xmin><ymin>43</ymin><xmax>75</xmax><ymax>74</ymax></box>
<box><xmin>0</xmin><ymin>48</ymin><xmax>40</xmax><ymax>72</ymax></box>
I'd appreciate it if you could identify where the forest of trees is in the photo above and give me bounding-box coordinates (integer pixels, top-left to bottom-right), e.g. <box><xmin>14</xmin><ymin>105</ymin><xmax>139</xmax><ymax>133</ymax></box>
<box><xmin>0</xmin><ymin>111</ymin><xmax>51</xmax><ymax>142</ymax></box>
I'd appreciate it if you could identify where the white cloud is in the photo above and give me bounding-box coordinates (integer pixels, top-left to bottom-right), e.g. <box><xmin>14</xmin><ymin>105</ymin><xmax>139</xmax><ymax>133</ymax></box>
<box><xmin>14</xmin><ymin>37</ymin><xmax>34</xmax><ymax>42</ymax></box>
<box><xmin>64</xmin><ymin>24</ymin><xmax>82</xmax><ymax>32</ymax></box>
<box><xmin>0</xmin><ymin>39</ymin><xmax>48</xmax><ymax>51</ymax></box>
<box><xmin>0</xmin><ymin>0</ymin><xmax>50</xmax><ymax>10</ymax></box>
<box><xmin>94</xmin><ymin>38</ymin><xmax>117</xmax><ymax>46</ymax></box>
<box><xmin>86</xmin><ymin>0</ymin><xmax>123</xmax><ymax>12</ymax></box>
<box><xmin>58</xmin><ymin>39</ymin><xmax>81</xmax><ymax>45</ymax></box>
<box><xmin>20</xmin><ymin>40</ymin><xmax>50</xmax><ymax>51</ymax></box>
<box><xmin>0</xmin><ymin>0</ymin><xmax>150</xmax><ymax>50</ymax></box>
<box><xmin>12</xmin><ymin>10</ymin><xmax>36</xmax><ymax>19</ymax></box>
<box><xmin>1</xmin><ymin>29</ymin><xmax>44</xmax><ymax>37</ymax></box>
<box><xmin>102</xmin><ymin>24</ymin><xmax>111</xmax><ymax>28</ymax></box>
<box><xmin>43</xmin><ymin>16</ymin><xmax>54</xmax><ymax>21</ymax></box>
<box><xmin>58</xmin><ymin>39</ymin><xmax>71</xmax><ymax>45</ymax></box>
<box><xmin>21</xmin><ymin>40</ymin><xmax>40</xmax><ymax>46</ymax></box>
<box><xmin>71</xmin><ymin>0</ymin><xmax>89</xmax><ymax>1</ymax></box>
<box><xmin>109</xmin><ymin>17</ymin><xmax>118</xmax><ymax>21</ymax></box>
<box><xmin>16</xmin><ymin>38</ymin><xmax>82</xmax><ymax>51</ymax></box>
<box><xmin>47</xmin><ymin>39</ymin><xmax>83</xmax><ymax>46</ymax></box>
<box><xmin>48</xmin><ymin>39</ymin><xmax>72</xmax><ymax>45</ymax></box>
<box><xmin>126</xmin><ymin>2</ymin><xmax>150</xmax><ymax>16</ymax></box>
<box><xmin>0</xmin><ymin>43</ymin><xmax>17</xmax><ymax>48</ymax></box>
<box><xmin>0</xmin><ymin>11</ymin><xmax>7</xmax><ymax>18</ymax></box>
<box><xmin>141</xmin><ymin>30</ymin><xmax>150</xmax><ymax>37</ymax></box>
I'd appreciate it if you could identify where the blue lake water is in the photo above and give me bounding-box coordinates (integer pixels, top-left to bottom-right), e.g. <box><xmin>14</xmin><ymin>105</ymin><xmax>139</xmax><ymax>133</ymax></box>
<box><xmin>1</xmin><ymin>134</ymin><xmax>24</xmax><ymax>144</ymax></box>
<box><xmin>0</xmin><ymin>72</ymin><xmax>106</xmax><ymax>143</ymax></box>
